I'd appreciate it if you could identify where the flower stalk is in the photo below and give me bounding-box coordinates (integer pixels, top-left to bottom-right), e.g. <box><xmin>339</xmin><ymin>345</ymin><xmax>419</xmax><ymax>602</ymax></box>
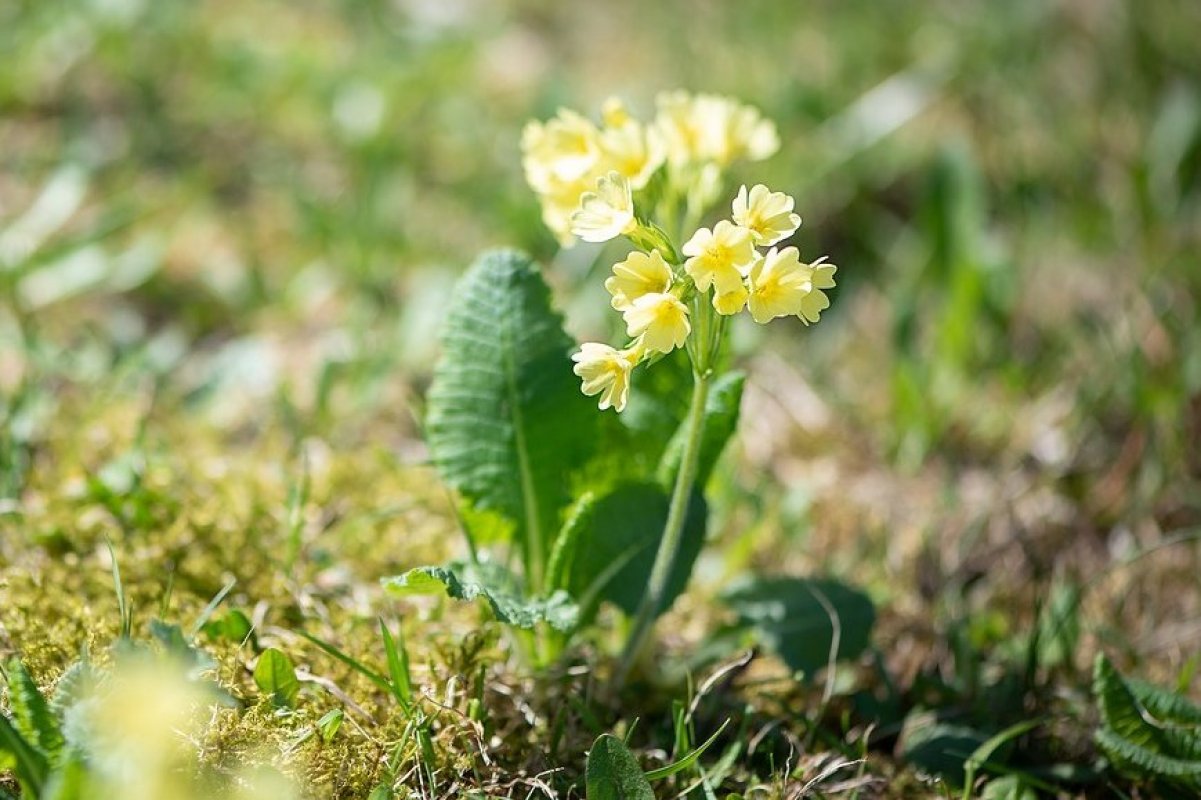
<box><xmin>617</xmin><ymin>359</ymin><xmax>711</xmax><ymax>684</ymax></box>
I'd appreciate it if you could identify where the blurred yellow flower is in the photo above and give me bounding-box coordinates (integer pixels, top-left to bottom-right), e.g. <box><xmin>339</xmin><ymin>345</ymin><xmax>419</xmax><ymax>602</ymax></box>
<box><xmin>571</xmin><ymin>171</ymin><xmax>637</xmax><ymax>242</ymax></box>
<box><xmin>654</xmin><ymin>91</ymin><xmax>779</xmax><ymax>167</ymax></box>
<box><xmin>682</xmin><ymin>220</ymin><xmax>756</xmax><ymax>314</ymax></box>
<box><xmin>605</xmin><ymin>250</ymin><xmax>673</xmax><ymax>311</ymax></box>
<box><xmin>732</xmin><ymin>184</ymin><xmax>801</xmax><ymax>245</ymax></box>
<box><xmin>599</xmin><ymin>98</ymin><xmax>665</xmax><ymax>189</ymax></box>
<box><xmin>521</xmin><ymin>109</ymin><xmax>602</xmax><ymax>194</ymax></box>
<box><xmin>624</xmin><ymin>292</ymin><xmax>691</xmax><ymax>353</ymax></box>
<box><xmin>572</xmin><ymin>342</ymin><xmax>637</xmax><ymax>412</ymax></box>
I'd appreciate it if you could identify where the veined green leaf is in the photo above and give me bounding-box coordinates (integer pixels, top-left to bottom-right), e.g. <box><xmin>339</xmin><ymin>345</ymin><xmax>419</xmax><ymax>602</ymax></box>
<box><xmin>557</xmin><ymin>482</ymin><xmax>707</xmax><ymax>620</ymax></box>
<box><xmin>657</xmin><ymin>371</ymin><xmax>745</xmax><ymax>489</ymax></box>
<box><xmin>3</xmin><ymin>659</ymin><xmax>63</xmax><ymax>765</ymax></box>
<box><xmin>383</xmin><ymin>561</ymin><xmax>579</xmax><ymax>631</ymax></box>
<box><xmin>425</xmin><ymin>249</ymin><xmax>597</xmax><ymax>586</ymax></box>
<box><xmin>586</xmin><ymin>734</ymin><xmax>655</xmax><ymax>800</ymax></box>
<box><xmin>1093</xmin><ymin>653</ymin><xmax>1201</xmax><ymax>789</ymax></box>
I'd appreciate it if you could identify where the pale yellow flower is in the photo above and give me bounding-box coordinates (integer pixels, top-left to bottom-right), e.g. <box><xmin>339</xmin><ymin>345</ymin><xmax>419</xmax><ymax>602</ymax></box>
<box><xmin>727</xmin><ymin>102</ymin><xmax>779</xmax><ymax>163</ymax></box>
<box><xmin>536</xmin><ymin>176</ymin><xmax>594</xmax><ymax>244</ymax></box>
<box><xmin>746</xmin><ymin>247</ymin><xmax>827</xmax><ymax>324</ymax></box>
<box><xmin>797</xmin><ymin>257</ymin><xmax>837</xmax><ymax>325</ymax></box>
<box><xmin>654</xmin><ymin>91</ymin><xmax>779</xmax><ymax>167</ymax></box>
<box><xmin>682</xmin><ymin>220</ymin><xmax>756</xmax><ymax>313</ymax></box>
<box><xmin>571</xmin><ymin>171</ymin><xmax>637</xmax><ymax>242</ymax></box>
<box><xmin>521</xmin><ymin>109</ymin><xmax>603</xmax><ymax>194</ymax></box>
<box><xmin>572</xmin><ymin>342</ymin><xmax>638</xmax><ymax>412</ymax></box>
<box><xmin>600</xmin><ymin>120</ymin><xmax>664</xmax><ymax>190</ymax></box>
<box><xmin>712</xmin><ymin>280</ymin><xmax>750</xmax><ymax>316</ymax></box>
<box><xmin>732</xmin><ymin>184</ymin><xmax>801</xmax><ymax>245</ymax></box>
<box><xmin>624</xmin><ymin>292</ymin><xmax>691</xmax><ymax>353</ymax></box>
<box><xmin>605</xmin><ymin>249</ymin><xmax>673</xmax><ymax>311</ymax></box>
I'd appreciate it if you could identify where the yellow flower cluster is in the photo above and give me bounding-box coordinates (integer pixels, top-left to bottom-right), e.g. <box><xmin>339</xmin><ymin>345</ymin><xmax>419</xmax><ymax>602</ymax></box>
<box><xmin>522</xmin><ymin>92</ymin><xmax>776</xmax><ymax>245</ymax></box>
<box><xmin>571</xmin><ymin>181</ymin><xmax>836</xmax><ymax>412</ymax></box>
<box><xmin>685</xmin><ymin>184</ymin><xmax>836</xmax><ymax>325</ymax></box>
<box><xmin>526</xmin><ymin>93</ymin><xmax>836</xmax><ymax>413</ymax></box>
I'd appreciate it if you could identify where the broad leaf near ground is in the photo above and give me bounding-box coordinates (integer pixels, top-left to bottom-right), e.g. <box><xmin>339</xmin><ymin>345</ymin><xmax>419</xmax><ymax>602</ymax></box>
<box><xmin>657</xmin><ymin>371</ymin><xmax>745</xmax><ymax>489</ymax></box>
<box><xmin>425</xmin><ymin>249</ymin><xmax>597</xmax><ymax>584</ymax></box>
<box><xmin>383</xmin><ymin>561</ymin><xmax>579</xmax><ymax>631</ymax></box>
<box><xmin>554</xmin><ymin>481</ymin><xmax>707</xmax><ymax>620</ymax></box>
<box><xmin>1093</xmin><ymin>653</ymin><xmax>1201</xmax><ymax>790</ymax></box>
<box><xmin>586</xmin><ymin>734</ymin><xmax>655</xmax><ymax>800</ymax></box>
<box><xmin>722</xmin><ymin>576</ymin><xmax>875</xmax><ymax>676</ymax></box>
<box><xmin>254</xmin><ymin>648</ymin><xmax>300</xmax><ymax>709</ymax></box>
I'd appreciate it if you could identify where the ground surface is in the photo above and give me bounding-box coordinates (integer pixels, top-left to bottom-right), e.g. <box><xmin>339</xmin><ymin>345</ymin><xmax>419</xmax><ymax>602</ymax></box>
<box><xmin>2</xmin><ymin>1</ymin><xmax>1201</xmax><ymax>797</ymax></box>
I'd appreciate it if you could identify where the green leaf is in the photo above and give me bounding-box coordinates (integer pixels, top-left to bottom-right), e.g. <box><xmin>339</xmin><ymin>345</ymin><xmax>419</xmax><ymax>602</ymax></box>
<box><xmin>722</xmin><ymin>576</ymin><xmax>875</xmax><ymax>676</ymax></box>
<box><xmin>657</xmin><ymin>371</ymin><xmax>745</xmax><ymax>489</ymax></box>
<box><xmin>42</xmin><ymin>753</ymin><xmax>88</xmax><ymax>800</ymax></box>
<box><xmin>962</xmin><ymin>720</ymin><xmax>1040</xmax><ymax>797</ymax></box>
<box><xmin>0</xmin><ymin>713</ymin><xmax>48</xmax><ymax>796</ymax></box>
<box><xmin>254</xmin><ymin>648</ymin><xmax>300</xmax><ymax>709</ymax></box>
<box><xmin>645</xmin><ymin>719</ymin><xmax>730</xmax><ymax>781</ymax></box>
<box><xmin>3</xmin><ymin>658</ymin><xmax>64</xmax><ymax>765</ymax></box>
<box><xmin>383</xmin><ymin>561</ymin><xmax>579</xmax><ymax>631</ymax></box>
<box><xmin>557</xmin><ymin>482</ymin><xmax>707</xmax><ymax>620</ymax></box>
<box><xmin>586</xmin><ymin>734</ymin><xmax>655</xmax><ymax>800</ymax></box>
<box><xmin>425</xmin><ymin>249</ymin><xmax>597</xmax><ymax>584</ymax></box>
<box><xmin>316</xmin><ymin>709</ymin><xmax>344</xmax><ymax>744</ymax></box>
<box><xmin>899</xmin><ymin>719</ymin><xmax>991</xmax><ymax>787</ymax></box>
<box><xmin>201</xmin><ymin>609</ymin><xmax>255</xmax><ymax>645</ymax></box>
<box><xmin>1093</xmin><ymin>653</ymin><xmax>1201</xmax><ymax>789</ymax></box>
<box><xmin>980</xmin><ymin>775</ymin><xmax>1038</xmax><ymax>800</ymax></box>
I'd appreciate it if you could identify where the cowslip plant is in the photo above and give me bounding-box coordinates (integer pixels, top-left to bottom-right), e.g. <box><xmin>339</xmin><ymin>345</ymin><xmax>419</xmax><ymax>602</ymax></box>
<box><xmin>387</xmin><ymin>91</ymin><xmax>838</xmax><ymax>678</ymax></box>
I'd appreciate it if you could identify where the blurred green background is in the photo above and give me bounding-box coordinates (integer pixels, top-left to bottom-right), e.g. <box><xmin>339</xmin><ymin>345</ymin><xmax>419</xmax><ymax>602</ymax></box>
<box><xmin>3</xmin><ymin>0</ymin><xmax>1200</xmax><ymax>683</ymax></box>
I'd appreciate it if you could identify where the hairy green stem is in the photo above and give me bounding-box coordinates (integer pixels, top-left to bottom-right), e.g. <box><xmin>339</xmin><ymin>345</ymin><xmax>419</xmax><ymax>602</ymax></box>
<box><xmin>616</xmin><ymin>364</ymin><xmax>711</xmax><ymax>685</ymax></box>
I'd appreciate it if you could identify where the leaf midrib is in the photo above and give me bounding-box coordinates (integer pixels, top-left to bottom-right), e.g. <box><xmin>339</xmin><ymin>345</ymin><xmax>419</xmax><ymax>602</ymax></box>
<box><xmin>502</xmin><ymin>307</ymin><xmax>544</xmax><ymax>592</ymax></box>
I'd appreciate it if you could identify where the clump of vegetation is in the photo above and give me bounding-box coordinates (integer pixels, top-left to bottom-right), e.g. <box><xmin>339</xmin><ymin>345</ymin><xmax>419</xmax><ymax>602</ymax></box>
<box><xmin>3</xmin><ymin>1</ymin><xmax>1200</xmax><ymax>798</ymax></box>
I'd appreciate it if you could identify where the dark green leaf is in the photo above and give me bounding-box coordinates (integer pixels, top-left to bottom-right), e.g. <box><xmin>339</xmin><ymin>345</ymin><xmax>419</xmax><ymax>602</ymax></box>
<box><xmin>1093</xmin><ymin>653</ymin><xmax>1201</xmax><ymax>789</ymax></box>
<box><xmin>657</xmin><ymin>371</ymin><xmax>745</xmax><ymax>489</ymax></box>
<box><xmin>558</xmin><ymin>482</ymin><xmax>707</xmax><ymax>619</ymax></box>
<box><xmin>383</xmin><ymin>561</ymin><xmax>579</xmax><ymax>631</ymax></box>
<box><xmin>426</xmin><ymin>249</ymin><xmax>597</xmax><ymax>583</ymax></box>
<box><xmin>254</xmin><ymin>648</ymin><xmax>300</xmax><ymax>709</ymax></box>
<box><xmin>899</xmin><ymin>719</ymin><xmax>991</xmax><ymax>787</ymax></box>
<box><xmin>722</xmin><ymin>576</ymin><xmax>875</xmax><ymax>676</ymax></box>
<box><xmin>586</xmin><ymin>733</ymin><xmax>655</xmax><ymax>800</ymax></box>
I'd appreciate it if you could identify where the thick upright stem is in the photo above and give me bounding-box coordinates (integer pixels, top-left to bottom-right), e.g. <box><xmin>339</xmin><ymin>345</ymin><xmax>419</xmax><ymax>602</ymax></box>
<box><xmin>616</xmin><ymin>367</ymin><xmax>711</xmax><ymax>685</ymax></box>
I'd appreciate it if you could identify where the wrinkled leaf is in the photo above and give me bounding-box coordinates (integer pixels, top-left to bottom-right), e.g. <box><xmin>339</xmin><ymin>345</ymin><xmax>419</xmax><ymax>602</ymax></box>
<box><xmin>4</xmin><ymin>658</ymin><xmax>63</xmax><ymax>765</ymax></box>
<box><xmin>383</xmin><ymin>561</ymin><xmax>579</xmax><ymax>631</ymax></box>
<box><xmin>1093</xmin><ymin>653</ymin><xmax>1201</xmax><ymax>790</ymax></box>
<box><xmin>586</xmin><ymin>734</ymin><xmax>655</xmax><ymax>800</ymax></box>
<box><xmin>723</xmin><ymin>576</ymin><xmax>875</xmax><ymax>676</ymax></box>
<box><xmin>426</xmin><ymin>249</ymin><xmax>596</xmax><ymax>581</ymax></box>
